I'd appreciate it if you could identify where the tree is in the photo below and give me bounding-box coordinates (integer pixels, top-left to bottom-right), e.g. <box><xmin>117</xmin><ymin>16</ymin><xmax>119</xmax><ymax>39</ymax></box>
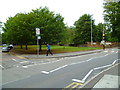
<box><xmin>31</xmin><ymin>7</ymin><xmax>65</xmax><ymax>44</ymax></box>
<box><xmin>103</xmin><ymin>1</ymin><xmax>120</xmax><ymax>42</ymax></box>
<box><xmin>93</xmin><ymin>23</ymin><xmax>104</xmax><ymax>42</ymax></box>
<box><xmin>3</xmin><ymin>7</ymin><xmax>65</xmax><ymax>50</ymax></box>
<box><xmin>73</xmin><ymin>14</ymin><xmax>95</xmax><ymax>45</ymax></box>
<box><xmin>0</xmin><ymin>21</ymin><xmax>2</xmax><ymax>44</ymax></box>
<box><xmin>3</xmin><ymin>13</ymin><xmax>33</xmax><ymax>50</ymax></box>
<box><xmin>61</xmin><ymin>26</ymin><xmax>76</xmax><ymax>45</ymax></box>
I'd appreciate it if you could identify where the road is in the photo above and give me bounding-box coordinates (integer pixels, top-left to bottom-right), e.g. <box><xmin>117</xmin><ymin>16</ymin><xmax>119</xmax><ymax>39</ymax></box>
<box><xmin>1</xmin><ymin>48</ymin><xmax>119</xmax><ymax>88</ymax></box>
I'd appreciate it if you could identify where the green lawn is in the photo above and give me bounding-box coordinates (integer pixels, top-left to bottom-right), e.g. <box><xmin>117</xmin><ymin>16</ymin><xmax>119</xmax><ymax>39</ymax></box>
<box><xmin>11</xmin><ymin>45</ymin><xmax>102</xmax><ymax>54</ymax></box>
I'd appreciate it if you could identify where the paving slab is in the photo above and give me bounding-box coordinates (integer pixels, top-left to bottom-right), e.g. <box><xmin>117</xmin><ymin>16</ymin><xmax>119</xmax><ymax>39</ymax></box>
<box><xmin>93</xmin><ymin>74</ymin><xmax>119</xmax><ymax>88</ymax></box>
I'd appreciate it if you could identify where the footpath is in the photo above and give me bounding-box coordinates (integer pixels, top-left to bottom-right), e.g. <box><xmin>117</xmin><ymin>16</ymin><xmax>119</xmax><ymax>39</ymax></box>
<box><xmin>80</xmin><ymin>63</ymin><xmax>119</xmax><ymax>89</ymax></box>
<box><xmin>17</xmin><ymin>49</ymin><xmax>103</xmax><ymax>59</ymax></box>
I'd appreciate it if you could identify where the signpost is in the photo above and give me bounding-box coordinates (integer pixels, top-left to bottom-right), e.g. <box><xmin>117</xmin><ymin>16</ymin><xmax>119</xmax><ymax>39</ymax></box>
<box><xmin>36</xmin><ymin>28</ymin><xmax>40</xmax><ymax>56</ymax></box>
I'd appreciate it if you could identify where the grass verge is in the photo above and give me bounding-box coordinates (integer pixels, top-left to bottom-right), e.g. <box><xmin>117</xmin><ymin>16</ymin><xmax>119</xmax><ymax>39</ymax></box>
<box><xmin>10</xmin><ymin>45</ymin><xmax>102</xmax><ymax>54</ymax></box>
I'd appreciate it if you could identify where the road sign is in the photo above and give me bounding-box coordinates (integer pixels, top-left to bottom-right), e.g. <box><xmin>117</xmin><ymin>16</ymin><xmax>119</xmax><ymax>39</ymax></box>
<box><xmin>36</xmin><ymin>28</ymin><xmax>40</xmax><ymax>35</ymax></box>
<box><xmin>38</xmin><ymin>36</ymin><xmax>41</xmax><ymax>39</ymax></box>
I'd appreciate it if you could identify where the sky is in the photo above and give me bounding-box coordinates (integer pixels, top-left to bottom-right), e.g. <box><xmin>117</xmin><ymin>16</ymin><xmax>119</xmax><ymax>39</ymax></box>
<box><xmin>0</xmin><ymin>0</ymin><xmax>104</xmax><ymax>26</ymax></box>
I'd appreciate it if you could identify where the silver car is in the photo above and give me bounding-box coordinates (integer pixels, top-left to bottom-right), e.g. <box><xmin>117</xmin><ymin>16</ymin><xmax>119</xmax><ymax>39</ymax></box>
<box><xmin>2</xmin><ymin>46</ymin><xmax>9</xmax><ymax>52</ymax></box>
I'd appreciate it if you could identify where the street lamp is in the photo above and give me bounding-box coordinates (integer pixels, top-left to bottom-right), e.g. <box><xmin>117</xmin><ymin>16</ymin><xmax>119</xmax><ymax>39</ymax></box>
<box><xmin>0</xmin><ymin>22</ymin><xmax>2</xmax><ymax>34</ymax></box>
<box><xmin>91</xmin><ymin>15</ymin><xmax>93</xmax><ymax>45</ymax></box>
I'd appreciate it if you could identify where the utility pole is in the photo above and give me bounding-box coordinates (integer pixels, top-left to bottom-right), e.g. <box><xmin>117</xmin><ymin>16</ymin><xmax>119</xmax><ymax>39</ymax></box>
<box><xmin>91</xmin><ymin>15</ymin><xmax>93</xmax><ymax>45</ymax></box>
<box><xmin>102</xmin><ymin>25</ymin><xmax>105</xmax><ymax>50</ymax></box>
<box><xmin>36</xmin><ymin>28</ymin><xmax>41</xmax><ymax>56</ymax></box>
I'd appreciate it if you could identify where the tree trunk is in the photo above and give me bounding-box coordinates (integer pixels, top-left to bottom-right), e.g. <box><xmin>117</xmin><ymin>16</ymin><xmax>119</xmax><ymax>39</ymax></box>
<box><xmin>20</xmin><ymin>44</ymin><xmax>23</xmax><ymax>49</ymax></box>
<box><xmin>25</xmin><ymin>43</ymin><xmax>28</xmax><ymax>50</ymax></box>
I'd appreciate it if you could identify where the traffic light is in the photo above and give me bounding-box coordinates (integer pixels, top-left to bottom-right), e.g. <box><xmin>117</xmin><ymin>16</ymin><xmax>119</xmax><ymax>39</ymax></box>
<box><xmin>103</xmin><ymin>34</ymin><xmax>105</xmax><ymax>40</ymax></box>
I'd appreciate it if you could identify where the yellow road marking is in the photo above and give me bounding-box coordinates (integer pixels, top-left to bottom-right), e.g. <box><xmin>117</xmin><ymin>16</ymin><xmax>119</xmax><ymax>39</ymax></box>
<box><xmin>9</xmin><ymin>52</ymin><xmax>27</xmax><ymax>59</ymax></box>
<box><xmin>71</xmin><ymin>82</ymin><xmax>83</xmax><ymax>88</ymax></box>
<box><xmin>16</xmin><ymin>55</ymin><xmax>26</xmax><ymax>59</ymax></box>
<box><xmin>64</xmin><ymin>82</ymin><xmax>83</xmax><ymax>89</ymax></box>
<box><xmin>65</xmin><ymin>82</ymin><xmax>76</xmax><ymax>88</ymax></box>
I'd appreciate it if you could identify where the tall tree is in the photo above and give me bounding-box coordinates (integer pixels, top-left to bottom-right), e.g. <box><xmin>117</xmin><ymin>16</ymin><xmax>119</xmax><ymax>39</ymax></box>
<box><xmin>103</xmin><ymin>0</ymin><xmax>120</xmax><ymax>41</ymax></box>
<box><xmin>73</xmin><ymin>14</ymin><xmax>95</xmax><ymax>45</ymax></box>
<box><xmin>93</xmin><ymin>23</ymin><xmax>104</xmax><ymax>42</ymax></box>
<box><xmin>3</xmin><ymin>7</ymin><xmax>65</xmax><ymax>50</ymax></box>
<box><xmin>30</xmin><ymin>7</ymin><xmax>65</xmax><ymax>44</ymax></box>
<box><xmin>3</xmin><ymin>13</ymin><xmax>33</xmax><ymax>49</ymax></box>
<box><xmin>61</xmin><ymin>26</ymin><xmax>76</xmax><ymax>45</ymax></box>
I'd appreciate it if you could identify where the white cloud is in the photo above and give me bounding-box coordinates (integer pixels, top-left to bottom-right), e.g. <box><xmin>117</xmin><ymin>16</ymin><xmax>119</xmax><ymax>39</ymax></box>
<box><xmin>0</xmin><ymin>0</ymin><xmax>104</xmax><ymax>26</ymax></box>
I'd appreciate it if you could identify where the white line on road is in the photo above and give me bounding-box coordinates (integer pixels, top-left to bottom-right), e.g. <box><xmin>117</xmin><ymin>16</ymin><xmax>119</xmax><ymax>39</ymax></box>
<box><xmin>82</xmin><ymin>69</ymin><xmax>94</xmax><ymax>81</ymax></box>
<box><xmin>104</xmin><ymin>50</ymin><xmax>108</xmax><ymax>52</ymax></box>
<box><xmin>41</xmin><ymin>71</ymin><xmax>49</xmax><ymax>74</ymax></box>
<box><xmin>1</xmin><ymin>75</ymin><xmax>31</xmax><ymax>87</ymax></box>
<box><xmin>69</xmin><ymin>61</ymin><xmax>85</xmax><ymax>65</ymax></box>
<box><xmin>116</xmin><ymin>51</ymin><xmax>118</xmax><ymax>53</ymax></box>
<box><xmin>20</xmin><ymin>51</ymin><xmax>109</xmax><ymax>68</ymax></box>
<box><xmin>70</xmin><ymin>54</ymin><xmax>109</xmax><ymax>66</ymax></box>
<box><xmin>49</xmin><ymin>65</ymin><xmax>68</xmax><ymax>73</ymax></box>
<box><xmin>0</xmin><ymin>65</ymin><xmax>4</xmax><ymax>69</ymax></box>
<box><xmin>111</xmin><ymin>51</ymin><xmax>115</xmax><ymax>52</ymax></box>
<box><xmin>41</xmin><ymin>65</ymin><xmax>68</xmax><ymax>74</ymax></box>
<box><xmin>41</xmin><ymin>53</ymin><xmax>110</xmax><ymax>74</ymax></box>
<box><xmin>72</xmin><ymin>59</ymin><xmax>120</xmax><ymax>83</ymax></box>
<box><xmin>112</xmin><ymin>59</ymin><xmax>117</xmax><ymax>65</ymax></box>
<box><xmin>20</xmin><ymin>61</ymin><xmax>29</xmax><ymax>63</ymax></box>
<box><xmin>72</xmin><ymin>79</ymin><xmax>84</xmax><ymax>83</ymax></box>
<box><xmin>22</xmin><ymin>66</ymin><xmax>28</xmax><ymax>68</ymax></box>
<box><xmin>12</xmin><ymin>59</ymin><xmax>17</xmax><ymax>62</ymax></box>
<box><xmin>93</xmin><ymin>64</ymin><xmax>112</xmax><ymax>70</ymax></box>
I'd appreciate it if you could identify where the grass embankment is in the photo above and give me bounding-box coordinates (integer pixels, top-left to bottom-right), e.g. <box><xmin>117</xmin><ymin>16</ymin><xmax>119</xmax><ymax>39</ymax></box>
<box><xmin>11</xmin><ymin>45</ymin><xmax>102</xmax><ymax>54</ymax></box>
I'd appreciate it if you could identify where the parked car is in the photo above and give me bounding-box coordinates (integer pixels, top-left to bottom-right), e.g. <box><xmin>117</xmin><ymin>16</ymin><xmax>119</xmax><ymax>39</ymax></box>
<box><xmin>2</xmin><ymin>44</ymin><xmax>13</xmax><ymax>52</ymax></box>
<box><xmin>2</xmin><ymin>46</ymin><xmax>9</xmax><ymax>52</ymax></box>
<box><xmin>8</xmin><ymin>44</ymin><xmax>13</xmax><ymax>50</ymax></box>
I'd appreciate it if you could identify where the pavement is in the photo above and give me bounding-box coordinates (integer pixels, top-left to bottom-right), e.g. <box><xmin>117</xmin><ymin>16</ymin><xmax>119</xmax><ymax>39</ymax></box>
<box><xmin>80</xmin><ymin>63</ymin><xmax>120</xmax><ymax>89</ymax></box>
<box><xmin>9</xmin><ymin>48</ymin><xmax>120</xmax><ymax>89</ymax></box>
<box><xmin>9</xmin><ymin>49</ymin><xmax>103</xmax><ymax>59</ymax></box>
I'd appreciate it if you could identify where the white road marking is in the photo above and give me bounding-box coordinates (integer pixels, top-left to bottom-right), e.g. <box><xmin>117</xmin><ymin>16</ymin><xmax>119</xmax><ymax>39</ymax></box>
<box><xmin>69</xmin><ymin>61</ymin><xmax>86</xmax><ymax>65</ymax></box>
<box><xmin>41</xmin><ymin>71</ymin><xmax>49</xmax><ymax>74</ymax></box>
<box><xmin>49</xmin><ymin>65</ymin><xmax>68</xmax><ymax>73</ymax></box>
<box><xmin>105</xmin><ymin>54</ymin><xmax>109</xmax><ymax>56</ymax></box>
<box><xmin>116</xmin><ymin>51</ymin><xmax>118</xmax><ymax>53</ymax></box>
<box><xmin>93</xmin><ymin>64</ymin><xmax>112</xmax><ymax>70</ymax></box>
<box><xmin>111</xmin><ymin>51</ymin><xmax>115</xmax><ymax>52</ymax></box>
<box><xmin>20</xmin><ymin>61</ymin><xmax>29</xmax><ymax>63</ymax></box>
<box><xmin>12</xmin><ymin>59</ymin><xmax>17</xmax><ymax>62</ymax></box>
<box><xmin>104</xmin><ymin>51</ymin><xmax>108</xmax><ymax>52</ymax></box>
<box><xmin>41</xmin><ymin>53</ymin><xmax>111</xmax><ymax>74</ymax></box>
<box><xmin>86</xmin><ymin>58</ymin><xmax>93</xmax><ymax>62</ymax></box>
<box><xmin>1</xmin><ymin>75</ymin><xmax>31</xmax><ymax>86</ymax></box>
<box><xmin>112</xmin><ymin>59</ymin><xmax>117</xmax><ymax>65</ymax></box>
<box><xmin>19</xmin><ymin>50</ymin><xmax>108</xmax><ymax>68</ymax></box>
<box><xmin>72</xmin><ymin>79</ymin><xmax>84</xmax><ymax>83</ymax></box>
<box><xmin>82</xmin><ymin>69</ymin><xmax>94</xmax><ymax>81</ymax></box>
<box><xmin>22</xmin><ymin>66</ymin><xmax>28</xmax><ymax>68</ymax></box>
<box><xmin>0</xmin><ymin>65</ymin><xmax>4</xmax><ymax>69</ymax></box>
<box><xmin>13</xmin><ymin>65</ymin><xmax>19</xmax><ymax>67</ymax></box>
<box><xmin>41</xmin><ymin>65</ymin><xmax>68</xmax><ymax>74</ymax></box>
<box><xmin>72</xmin><ymin>59</ymin><xmax>120</xmax><ymax>83</ymax></box>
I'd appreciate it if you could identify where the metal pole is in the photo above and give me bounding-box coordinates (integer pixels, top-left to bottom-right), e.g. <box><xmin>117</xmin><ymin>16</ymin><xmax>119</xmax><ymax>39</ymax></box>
<box><xmin>91</xmin><ymin>17</ymin><xmax>93</xmax><ymax>45</ymax></box>
<box><xmin>37</xmin><ymin>36</ymin><xmax>39</xmax><ymax>56</ymax></box>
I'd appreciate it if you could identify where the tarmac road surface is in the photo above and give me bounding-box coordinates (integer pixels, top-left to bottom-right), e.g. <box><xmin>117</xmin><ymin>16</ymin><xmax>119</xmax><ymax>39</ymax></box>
<box><xmin>1</xmin><ymin>48</ymin><xmax>119</xmax><ymax>88</ymax></box>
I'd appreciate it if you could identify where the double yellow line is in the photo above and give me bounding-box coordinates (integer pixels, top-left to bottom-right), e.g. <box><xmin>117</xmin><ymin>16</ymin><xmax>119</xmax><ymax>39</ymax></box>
<box><xmin>62</xmin><ymin>82</ymin><xmax>83</xmax><ymax>89</ymax></box>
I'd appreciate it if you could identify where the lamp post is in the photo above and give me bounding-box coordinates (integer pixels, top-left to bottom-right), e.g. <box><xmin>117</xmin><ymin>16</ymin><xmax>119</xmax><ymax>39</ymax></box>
<box><xmin>91</xmin><ymin>15</ymin><xmax>93</xmax><ymax>45</ymax></box>
<box><xmin>36</xmin><ymin>28</ymin><xmax>40</xmax><ymax>56</ymax></box>
<box><xmin>0</xmin><ymin>22</ymin><xmax>2</xmax><ymax>34</ymax></box>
